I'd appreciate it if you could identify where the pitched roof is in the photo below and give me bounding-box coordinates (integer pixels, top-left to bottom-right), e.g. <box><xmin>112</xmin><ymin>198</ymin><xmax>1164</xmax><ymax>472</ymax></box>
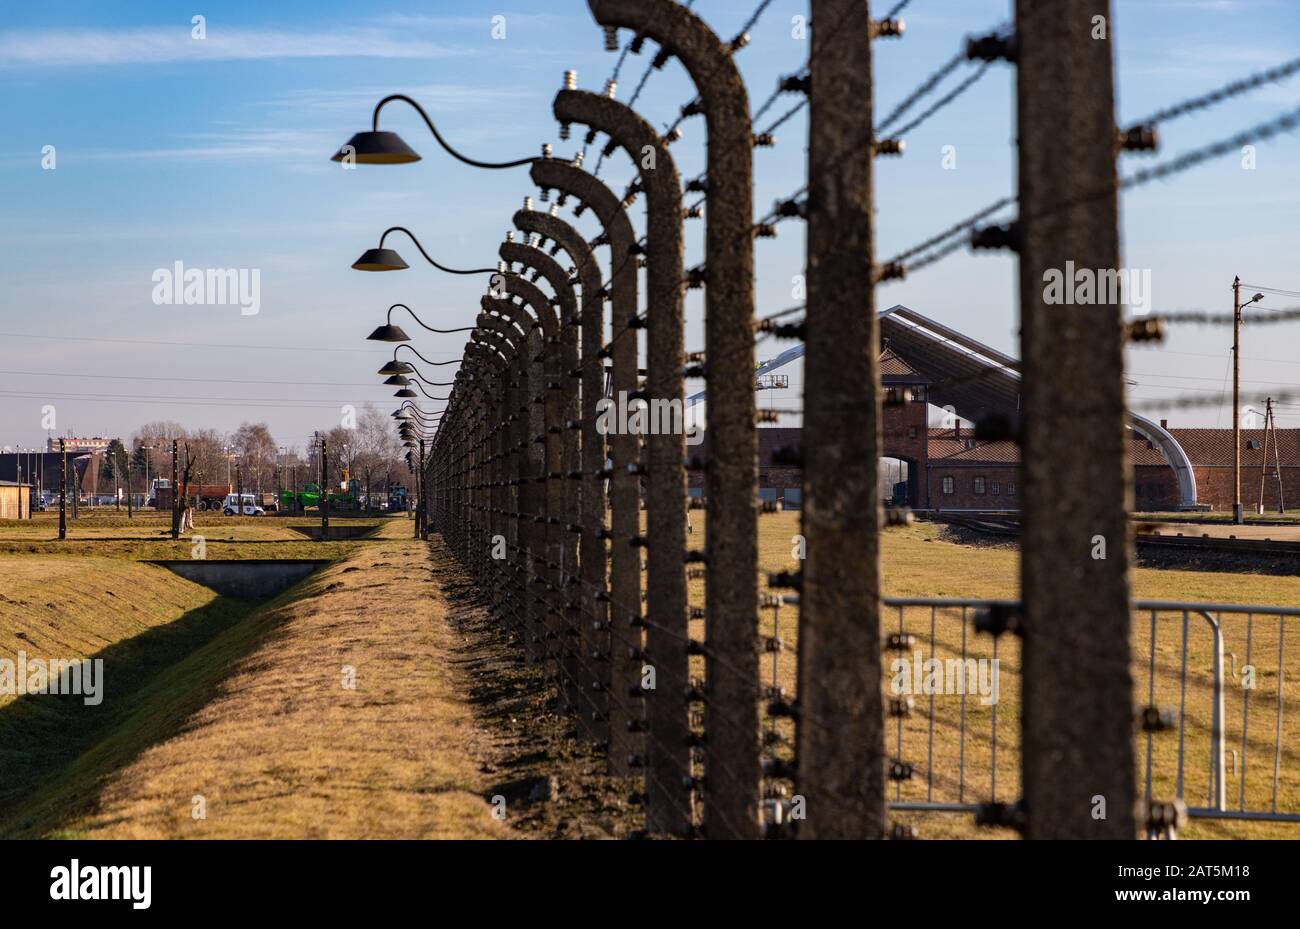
<box><xmin>1169</xmin><ymin>428</ymin><xmax>1300</xmax><ymax>467</ymax></box>
<box><xmin>938</xmin><ymin>441</ymin><xmax>1020</xmax><ymax>464</ymax></box>
<box><xmin>928</xmin><ymin>431</ymin><xmax>1176</xmax><ymax>467</ymax></box>
<box><xmin>880</xmin><ymin>346</ymin><xmax>930</xmax><ymax>383</ymax></box>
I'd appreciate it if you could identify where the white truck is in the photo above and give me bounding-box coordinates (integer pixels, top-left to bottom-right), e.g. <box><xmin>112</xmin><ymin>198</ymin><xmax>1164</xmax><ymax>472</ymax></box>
<box><xmin>221</xmin><ymin>493</ymin><xmax>265</xmax><ymax>516</ymax></box>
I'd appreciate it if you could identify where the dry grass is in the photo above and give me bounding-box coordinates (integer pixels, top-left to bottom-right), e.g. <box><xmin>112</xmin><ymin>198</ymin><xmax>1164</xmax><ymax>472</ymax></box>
<box><xmin>5</xmin><ymin>539</ymin><xmax>513</xmax><ymax>839</ymax></box>
<box><xmin>4</xmin><ymin>504</ymin><xmax>1295</xmax><ymax>840</ymax></box>
<box><xmin>0</xmin><ymin>556</ymin><xmax>254</xmax><ymax>823</ymax></box>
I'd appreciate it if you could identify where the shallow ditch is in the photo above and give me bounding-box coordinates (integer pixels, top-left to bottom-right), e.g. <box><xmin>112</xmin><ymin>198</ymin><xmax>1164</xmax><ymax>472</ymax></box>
<box><xmin>0</xmin><ymin>559</ymin><xmax>328</xmax><ymax>836</ymax></box>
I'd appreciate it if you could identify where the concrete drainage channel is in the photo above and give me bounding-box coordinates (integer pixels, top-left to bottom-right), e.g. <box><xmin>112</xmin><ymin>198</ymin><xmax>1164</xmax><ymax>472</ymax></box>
<box><xmin>286</xmin><ymin>524</ymin><xmax>379</xmax><ymax>542</ymax></box>
<box><xmin>150</xmin><ymin>560</ymin><xmax>330</xmax><ymax>600</ymax></box>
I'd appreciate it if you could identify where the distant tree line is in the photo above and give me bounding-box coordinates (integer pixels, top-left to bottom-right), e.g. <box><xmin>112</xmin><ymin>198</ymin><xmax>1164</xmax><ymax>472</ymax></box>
<box><xmin>105</xmin><ymin>404</ymin><xmax>408</xmax><ymax>502</ymax></box>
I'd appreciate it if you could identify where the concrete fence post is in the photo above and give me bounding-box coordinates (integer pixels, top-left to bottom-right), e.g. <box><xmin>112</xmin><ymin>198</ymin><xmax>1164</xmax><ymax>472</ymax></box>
<box><xmin>1015</xmin><ymin>0</ymin><xmax>1136</xmax><ymax>839</ymax></box>
<box><xmin>502</xmin><ymin>240</ymin><xmax>584</xmax><ymax>713</ymax></box>
<box><xmin>554</xmin><ymin>86</ymin><xmax>693</xmax><ymax>835</ymax></box>
<box><xmin>513</xmin><ymin>205</ymin><xmax>609</xmax><ymax>744</ymax></box>
<box><xmin>500</xmin><ymin>274</ymin><xmax>567</xmax><ymax>688</ymax></box>
<box><xmin>531</xmin><ymin>155</ymin><xmax>642</xmax><ymax>776</ymax></box>
<box><xmin>795</xmin><ymin>0</ymin><xmax>887</xmax><ymax>840</ymax></box>
<box><xmin>588</xmin><ymin>0</ymin><xmax>760</xmax><ymax>840</ymax></box>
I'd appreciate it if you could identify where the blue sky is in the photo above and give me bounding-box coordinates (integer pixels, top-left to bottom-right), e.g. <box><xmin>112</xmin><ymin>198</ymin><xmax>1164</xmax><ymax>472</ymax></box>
<box><xmin>2</xmin><ymin>0</ymin><xmax>1299</xmax><ymax>452</ymax></box>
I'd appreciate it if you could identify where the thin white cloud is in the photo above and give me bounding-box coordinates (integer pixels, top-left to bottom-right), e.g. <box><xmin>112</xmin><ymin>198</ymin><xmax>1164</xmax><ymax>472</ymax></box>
<box><xmin>258</xmin><ymin>83</ymin><xmax>536</xmax><ymax>115</ymax></box>
<box><xmin>1141</xmin><ymin>0</ymin><xmax>1257</xmax><ymax>9</ymax></box>
<box><xmin>375</xmin><ymin>12</ymin><xmax>557</xmax><ymax>29</ymax></box>
<box><xmin>0</xmin><ymin>26</ymin><xmax>474</xmax><ymax>68</ymax></box>
<box><xmin>0</xmin><ymin>128</ymin><xmax>332</xmax><ymax>168</ymax></box>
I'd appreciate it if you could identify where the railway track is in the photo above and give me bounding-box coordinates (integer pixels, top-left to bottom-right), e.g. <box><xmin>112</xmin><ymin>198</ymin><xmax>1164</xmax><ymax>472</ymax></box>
<box><xmin>934</xmin><ymin>513</ymin><xmax>1300</xmax><ymax>558</ymax></box>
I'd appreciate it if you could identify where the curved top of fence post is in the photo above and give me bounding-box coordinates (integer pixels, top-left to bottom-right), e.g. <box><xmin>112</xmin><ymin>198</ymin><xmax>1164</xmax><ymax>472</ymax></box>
<box><xmin>456</xmin><ymin>350</ymin><xmax>492</xmax><ymax>419</ymax></box>
<box><xmin>586</xmin><ymin>0</ymin><xmax>748</xmax><ymax>136</ymax></box>
<box><xmin>511</xmin><ymin>209</ymin><xmax>602</xmax><ymax>318</ymax></box>
<box><xmin>499</xmin><ymin>241</ymin><xmax>576</xmax><ymax>329</ymax></box>
<box><xmin>480</xmin><ymin>293</ymin><xmax>538</xmax><ymax>343</ymax></box>
<box><xmin>553</xmin><ymin>88</ymin><xmax>682</xmax><ymax>216</ymax></box>
<box><xmin>465</xmin><ymin>337</ymin><xmax>509</xmax><ymax>371</ymax></box>
<box><xmin>589</xmin><ymin>0</ymin><xmax>758</xmax><ymax>843</ymax></box>
<box><xmin>529</xmin><ymin>158</ymin><xmax>635</xmax><ymax>262</ymax></box>
<box><xmin>474</xmin><ymin>310</ymin><xmax>527</xmax><ymax>354</ymax></box>
<box><xmin>500</xmin><ymin>273</ymin><xmax>561</xmax><ymax>341</ymax></box>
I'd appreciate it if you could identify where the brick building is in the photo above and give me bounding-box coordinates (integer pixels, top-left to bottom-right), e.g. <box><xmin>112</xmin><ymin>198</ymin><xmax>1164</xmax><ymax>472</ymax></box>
<box><xmin>756</xmin><ymin>416</ymin><xmax>1299</xmax><ymax>515</ymax></box>
<box><xmin>690</xmin><ymin>306</ymin><xmax>1297</xmax><ymax>513</ymax></box>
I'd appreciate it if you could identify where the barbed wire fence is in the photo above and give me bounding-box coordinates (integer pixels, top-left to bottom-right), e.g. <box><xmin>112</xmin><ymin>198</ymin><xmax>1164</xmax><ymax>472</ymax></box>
<box><xmin>422</xmin><ymin>0</ymin><xmax>1300</xmax><ymax>840</ymax></box>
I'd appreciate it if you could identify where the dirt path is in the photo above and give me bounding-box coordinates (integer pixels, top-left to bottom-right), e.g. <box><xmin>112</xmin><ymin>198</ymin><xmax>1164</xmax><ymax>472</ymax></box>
<box><xmin>23</xmin><ymin>534</ymin><xmax>635</xmax><ymax>839</ymax></box>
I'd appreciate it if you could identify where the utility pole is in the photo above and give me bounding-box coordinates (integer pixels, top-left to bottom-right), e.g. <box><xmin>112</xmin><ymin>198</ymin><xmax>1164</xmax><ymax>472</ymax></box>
<box><xmin>70</xmin><ymin>443</ymin><xmax>79</xmax><ymax>520</ymax></box>
<box><xmin>1273</xmin><ymin>399</ymin><xmax>1287</xmax><ymax>514</ymax></box>
<box><xmin>1232</xmin><ymin>279</ymin><xmax>1266</xmax><ymax>523</ymax></box>
<box><xmin>319</xmin><ymin>435</ymin><xmax>329</xmax><ymax>537</ymax></box>
<box><xmin>1257</xmin><ymin>396</ymin><xmax>1270</xmax><ymax>515</ymax></box>
<box><xmin>142</xmin><ymin>445</ymin><xmax>151</xmax><ymax>511</ymax></box>
<box><xmin>58</xmin><ymin>438</ymin><xmax>66</xmax><ymax>540</ymax></box>
<box><xmin>1233</xmin><ymin>275</ymin><xmax>1243</xmax><ymax>524</ymax></box>
<box><xmin>551</xmin><ymin>86</ymin><xmax>693</xmax><ymax>836</ymax></box>
<box><xmin>1258</xmin><ymin>397</ymin><xmax>1286</xmax><ymax>514</ymax></box>
<box><xmin>417</xmin><ymin>438</ymin><xmax>425</xmax><ymax>540</ymax></box>
<box><xmin>171</xmin><ymin>438</ymin><xmax>180</xmax><ymax>540</ymax></box>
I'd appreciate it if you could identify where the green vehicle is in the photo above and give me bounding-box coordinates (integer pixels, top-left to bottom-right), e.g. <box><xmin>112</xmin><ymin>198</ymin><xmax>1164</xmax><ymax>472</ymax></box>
<box><xmin>280</xmin><ymin>480</ymin><xmax>360</xmax><ymax>512</ymax></box>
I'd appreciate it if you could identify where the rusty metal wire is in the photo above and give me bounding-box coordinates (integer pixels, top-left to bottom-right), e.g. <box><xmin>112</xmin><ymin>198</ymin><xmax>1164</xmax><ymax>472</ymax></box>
<box><xmin>752</xmin><ymin>70</ymin><xmax>807</xmax><ymax>126</ymax></box>
<box><xmin>888</xmin><ymin>196</ymin><xmax>1016</xmax><ymax>264</ymax></box>
<box><xmin>1132</xmin><ymin>387</ymin><xmax>1300</xmax><ymax>413</ymax></box>
<box><xmin>875</xmin><ymin>43</ymin><xmax>981</xmax><ymax>135</ymax></box>
<box><xmin>659</xmin><ymin>0</ymin><xmax>781</xmax><ymax>141</ymax></box>
<box><xmin>888</xmin><ymin>61</ymin><xmax>993</xmax><ymax>138</ymax></box>
<box><xmin>588</xmin><ymin>0</ymin><xmax>700</xmax><ymax>171</ymax></box>
<box><xmin>1129</xmin><ymin>53</ymin><xmax>1300</xmax><ymax>129</ymax></box>
<box><xmin>759</xmin><ymin>99</ymin><xmax>809</xmax><ymax>137</ymax></box>
<box><xmin>878</xmin><ymin>102</ymin><xmax>1300</xmax><ymax>281</ymax></box>
<box><xmin>1146</xmin><ymin>304</ymin><xmax>1300</xmax><ymax>326</ymax></box>
<box><xmin>1122</xmin><ymin>103</ymin><xmax>1300</xmax><ymax>189</ymax></box>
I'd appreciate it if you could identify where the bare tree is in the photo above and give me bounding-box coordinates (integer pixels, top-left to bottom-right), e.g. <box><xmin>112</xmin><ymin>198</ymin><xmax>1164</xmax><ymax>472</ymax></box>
<box><xmin>231</xmin><ymin>421</ymin><xmax>277</xmax><ymax>495</ymax></box>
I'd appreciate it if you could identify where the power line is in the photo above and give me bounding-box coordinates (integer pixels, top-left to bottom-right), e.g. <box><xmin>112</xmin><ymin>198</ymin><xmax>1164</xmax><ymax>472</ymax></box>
<box><xmin>1130</xmin><ymin>370</ymin><xmax>1294</xmax><ymax>388</ymax></box>
<box><xmin>1243</xmin><ymin>283</ymin><xmax>1300</xmax><ymax>300</ymax></box>
<box><xmin>1136</xmin><ymin>348</ymin><xmax>1300</xmax><ymax>369</ymax></box>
